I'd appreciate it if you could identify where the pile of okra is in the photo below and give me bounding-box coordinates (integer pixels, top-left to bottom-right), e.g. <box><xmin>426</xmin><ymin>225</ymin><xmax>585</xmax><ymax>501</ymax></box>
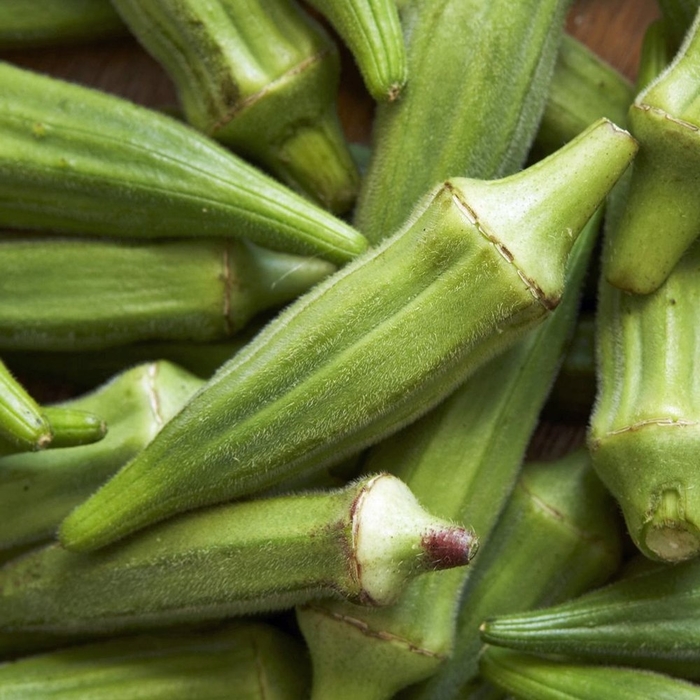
<box><xmin>0</xmin><ymin>0</ymin><xmax>698</xmax><ymax>698</ymax></box>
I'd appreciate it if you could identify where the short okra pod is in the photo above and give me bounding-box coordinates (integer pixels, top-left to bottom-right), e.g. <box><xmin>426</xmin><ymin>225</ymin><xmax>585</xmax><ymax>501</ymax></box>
<box><xmin>0</xmin><ymin>0</ymin><xmax>127</xmax><ymax>48</ymax></box>
<box><xmin>354</xmin><ymin>0</ymin><xmax>571</xmax><ymax>243</ymax></box>
<box><xmin>480</xmin><ymin>557</ymin><xmax>700</xmax><ymax>681</ymax></box>
<box><xmin>479</xmin><ymin>646</ymin><xmax>700</xmax><ymax>700</ymax></box>
<box><xmin>110</xmin><ymin>0</ymin><xmax>359</xmax><ymax>213</ymax></box>
<box><xmin>605</xmin><ymin>10</ymin><xmax>700</xmax><ymax>293</ymax></box>
<box><xmin>295</xmin><ymin>210</ymin><xmax>603</xmax><ymax>700</ymax></box>
<box><xmin>0</xmin><ymin>236</ymin><xmax>334</xmax><ymax>351</ymax></box>
<box><xmin>60</xmin><ymin>118</ymin><xmax>636</xmax><ymax>552</ymax></box>
<box><xmin>304</xmin><ymin>0</ymin><xmax>407</xmax><ymax>100</ymax></box>
<box><xmin>0</xmin><ymin>623</ymin><xmax>310</xmax><ymax>699</ymax></box>
<box><xmin>0</xmin><ymin>474</ymin><xmax>477</xmax><ymax>635</ymax></box>
<box><xmin>0</xmin><ymin>61</ymin><xmax>367</xmax><ymax>265</ymax></box>
<box><xmin>0</xmin><ymin>361</ymin><xmax>202</xmax><ymax>553</ymax></box>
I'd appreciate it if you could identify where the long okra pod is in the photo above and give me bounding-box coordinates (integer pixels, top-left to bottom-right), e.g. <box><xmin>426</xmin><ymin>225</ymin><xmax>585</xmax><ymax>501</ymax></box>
<box><xmin>59</xmin><ymin>119</ymin><xmax>636</xmax><ymax>552</ymax></box>
<box><xmin>0</xmin><ymin>623</ymin><xmax>310</xmax><ymax>699</ymax></box>
<box><xmin>295</xmin><ymin>208</ymin><xmax>602</xmax><ymax>700</ymax></box>
<box><xmin>0</xmin><ymin>474</ymin><xmax>477</xmax><ymax>635</ymax></box>
<box><xmin>354</xmin><ymin>0</ymin><xmax>571</xmax><ymax>243</ymax></box>
<box><xmin>480</xmin><ymin>558</ymin><xmax>700</xmax><ymax>681</ymax></box>
<box><xmin>0</xmin><ymin>0</ymin><xmax>127</xmax><ymax>48</ymax></box>
<box><xmin>0</xmin><ymin>361</ymin><xmax>203</xmax><ymax>553</ymax></box>
<box><xmin>0</xmin><ymin>61</ymin><xmax>366</xmax><ymax>264</ymax></box>
<box><xmin>110</xmin><ymin>0</ymin><xmax>359</xmax><ymax>214</ymax></box>
<box><xmin>605</xmin><ymin>10</ymin><xmax>700</xmax><ymax>293</ymax></box>
<box><xmin>304</xmin><ymin>0</ymin><xmax>406</xmax><ymax>101</ymax></box>
<box><xmin>0</xmin><ymin>236</ymin><xmax>334</xmax><ymax>351</ymax></box>
<box><xmin>479</xmin><ymin>646</ymin><xmax>700</xmax><ymax>700</ymax></box>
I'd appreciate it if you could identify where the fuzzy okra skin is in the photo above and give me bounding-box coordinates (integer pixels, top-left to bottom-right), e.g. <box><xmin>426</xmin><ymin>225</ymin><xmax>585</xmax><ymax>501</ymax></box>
<box><xmin>479</xmin><ymin>558</ymin><xmax>700</xmax><ymax>681</ymax></box>
<box><xmin>0</xmin><ymin>360</ymin><xmax>105</xmax><ymax>457</ymax></box>
<box><xmin>59</xmin><ymin>119</ymin><xmax>637</xmax><ymax>552</ymax></box>
<box><xmin>0</xmin><ymin>236</ymin><xmax>334</xmax><ymax>351</ymax></box>
<box><xmin>304</xmin><ymin>0</ymin><xmax>406</xmax><ymax>101</ymax></box>
<box><xmin>478</xmin><ymin>646</ymin><xmax>700</xmax><ymax>700</ymax></box>
<box><xmin>0</xmin><ymin>623</ymin><xmax>310</xmax><ymax>699</ymax></box>
<box><xmin>605</xmin><ymin>10</ymin><xmax>700</xmax><ymax>294</ymax></box>
<box><xmin>295</xmin><ymin>209</ymin><xmax>602</xmax><ymax>700</ymax></box>
<box><xmin>591</xmin><ymin>227</ymin><xmax>700</xmax><ymax>561</ymax></box>
<box><xmin>110</xmin><ymin>0</ymin><xmax>359</xmax><ymax>214</ymax></box>
<box><xmin>354</xmin><ymin>0</ymin><xmax>571</xmax><ymax>243</ymax></box>
<box><xmin>0</xmin><ymin>0</ymin><xmax>127</xmax><ymax>48</ymax></box>
<box><xmin>0</xmin><ymin>474</ymin><xmax>477</xmax><ymax>635</ymax></box>
<box><xmin>658</xmin><ymin>0</ymin><xmax>700</xmax><ymax>50</ymax></box>
<box><xmin>0</xmin><ymin>361</ymin><xmax>203</xmax><ymax>553</ymax></box>
<box><xmin>0</xmin><ymin>61</ymin><xmax>366</xmax><ymax>265</ymax></box>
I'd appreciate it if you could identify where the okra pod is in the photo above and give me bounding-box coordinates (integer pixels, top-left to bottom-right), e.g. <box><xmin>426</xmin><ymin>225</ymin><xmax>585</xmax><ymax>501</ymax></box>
<box><xmin>412</xmin><ymin>449</ymin><xmax>622</xmax><ymax>700</ymax></box>
<box><xmin>0</xmin><ymin>359</ymin><xmax>105</xmax><ymax>456</ymax></box>
<box><xmin>0</xmin><ymin>361</ymin><xmax>202</xmax><ymax>553</ymax></box>
<box><xmin>110</xmin><ymin>0</ymin><xmax>359</xmax><ymax>213</ymax></box>
<box><xmin>0</xmin><ymin>474</ymin><xmax>477</xmax><ymax>635</ymax></box>
<box><xmin>479</xmin><ymin>646</ymin><xmax>700</xmax><ymax>700</ymax></box>
<box><xmin>0</xmin><ymin>61</ymin><xmax>367</xmax><ymax>264</ymax></box>
<box><xmin>59</xmin><ymin>118</ymin><xmax>636</xmax><ymax>552</ymax></box>
<box><xmin>0</xmin><ymin>623</ymin><xmax>310</xmax><ymax>699</ymax></box>
<box><xmin>0</xmin><ymin>236</ymin><xmax>334</xmax><ymax>351</ymax></box>
<box><xmin>354</xmin><ymin>0</ymin><xmax>571</xmax><ymax>243</ymax></box>
<box><xmin>658</xmin><ymin>0</ymin><xmax>700</xmax><ymax>51</ymax></box>
<box><xmin>605</xmin><ymin>10</ymin><xmax>700</xmax><ymax>293</ymax></box>
<box><xmin>480</xmin><ymin>557</ymin><xmax>700</xmax><ymax>681</ymax></box>
<box><xmin>0</xmin><ymin>0</ymin><xmax>127</xmax><ymax>48</ymax></box>
<box><xmin>304</xmin><ymin>0</ymin><xmax>406</xmax><ymax>100</ymax></box>
<box><xmin>295</xmin><ymin>209</ymin><xmax>602</xmax><ymax>700</ymax></box>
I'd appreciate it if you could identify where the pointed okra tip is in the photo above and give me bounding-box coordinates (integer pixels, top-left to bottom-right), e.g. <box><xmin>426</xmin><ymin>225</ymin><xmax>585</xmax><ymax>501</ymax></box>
<box><xmin>352</xmin><ymin>474</ymin><xmax>478</xmax><ymax>606</ymax></box>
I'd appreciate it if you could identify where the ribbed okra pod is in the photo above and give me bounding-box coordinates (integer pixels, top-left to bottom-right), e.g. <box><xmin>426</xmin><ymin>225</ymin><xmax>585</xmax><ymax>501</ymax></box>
<box><xmin>110</xmin><ymin>0</ymin><xmax>359</xmax><ymax>214</ymax></box>
<box><xmin>0</xmin><ymin>474</ymin><xmax>477</xmax><ymax>635</ymax></box>
<box><xmin>591</xmin><ymin>229</ymin><xmax>700</xmax><ymax>561</ymax></box>
<box><xmin>534</xmin><ymin>35</ymin><xmax>634</xmax><ymax>156</ymax></box>
<box><xmin>304</xmin><ymin>0</ymin><xmax>406</xmax><ymax>100</ymax></box>
<box><xmin>0</xmin><ymin>236</ymin><xmax>334</xmax><ymax>351</ymax></box>
<box><xmin>294</xmin><ymin>208</ymin><xmax>602</xmax><ymax>700</ymax></box>
<box><xmin>0</xmin><ymin>61</ymin><xmax>366</xmax><ymax>265</ymax></box>
<box><xmin>414</xmin><ymin>449</ymin><xmax>622</xmax><ymax>700</ymax></box>
<box><xmin>480</xmin><ymin>557</ymin><xmax>700</xmax><ymax>681</ymax></box>
<box><xmin>0</xmin><ymin>0</ymin><xmax>127</xmax><ymax>48</ymax></box>
<box><xmin>59</xmin><ymin>119</ymin><xmax>636</xmax><ymax>552</ymax></box>
<box><xmin>0</xmin><ymin>359</ymin><xmax>105</xmax><ymax>457</ymax></box>
<box><xmin>479</xmin><ymin>647</ymin><xmax>700</xmax><ymax>700</ymax></box>
<box><xmin>354</xmin><ymin>0</ymin><xmax>571</xmax><ymax>243</ymax></box>
<box><xmin>0</xmin><ymin>623</ymin><xmax>310</xmax><ymax>699</ymax></box>
<box><xmin>0</xmin><ymin>361</ymin><xmax>202</xmax><ymax>553</ymax></box>
<box><xmin>605</xmin><ymin>10</ymin><xmax>700</xmax><ymax>294</ymax></box>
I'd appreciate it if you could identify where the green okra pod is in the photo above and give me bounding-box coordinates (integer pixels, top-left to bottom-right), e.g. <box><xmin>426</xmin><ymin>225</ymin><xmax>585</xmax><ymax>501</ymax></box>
<box><xmin>534</xmin><ymin>35</ymin><xmax>634</xmax><ymax>155</ymax></box>
<box><xmin>479</xmin><ymin>557</ymin><xmax>700</xmax><ymax>681</ymax></box>
<box><xmin>295</xmin><ymin>209</ymin><xmax>602</xmax><ymax>700</ymax></box>
<box><xmin>0</xmin><ymin>623</ymin><xmax>310</xmax><ymax>699</ymax></box>
<box><xmin>59</xmin><ymin>118</ymin><xmax>636</xmax><ymax>552</ymax></box>
<box><xmin>479</xmin><ymin>646</ymin><xmax>700</xmax><ymax>700</ymax></box>
<box><xmin>0</xmin><ymin>474</ymin><xmax>477</xmax><ymax>635</ymax></box>
<box><xmin>0</xmin><ymin>359</ymin><xmax>105</xmax><ymax>457</ymax></box>
<box><xmin>0</xmin><ymin>361</ymin><xmax>202</xmax><ymax>553</ymax></box>
<box><xmin>658</xmin><ymin>0</ymin><xmax>700</xmax><ymax>51</ymax></box>
<box><xmin>0</xmin><ymin>0</ymin><xmax>127</xmax><ymax>48</ymax></box>
<box><xmin>591</xmin><ymin>234</ymin><xmax>700</xmax><ymax>561</ymax></box>
<box><xmin>0</xmin><ymin>61</ymin><xmax>367</xmax><ymax>264</ymax></box>
<box><xmin>304</xmin><ymin>0</ymin><xmax>406</xmax><ymax>101</ymax></box>
<box><xmin>412</xmin><ymin>449</ymin><xmax>622</xmax><ymax>700</ymax></box>
<box><xmin>0</xmin><ymin>236</ymin><xmax>334</xmax><ymax>351</ymax></box>
<box><xmin>605</xmin><ymin>10</ymin><xmax>700</xmax><ymax>294</ymax></box>
<box><xmin>110</xmin><ymin>0</ymin><xmax>359</xmax><ymax>214</ymax></box>
<box><xmin>354</xmin><ymin>0</ymin><xmax>571</xmax><ymax>243</ymax></box>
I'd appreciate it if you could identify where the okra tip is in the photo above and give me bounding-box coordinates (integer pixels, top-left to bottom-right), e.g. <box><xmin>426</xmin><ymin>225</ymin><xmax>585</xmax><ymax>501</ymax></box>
<box><xmin>643</xmin><ymin>490</ymin><xmax>700</xmax><ymax>562</ymax></box>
